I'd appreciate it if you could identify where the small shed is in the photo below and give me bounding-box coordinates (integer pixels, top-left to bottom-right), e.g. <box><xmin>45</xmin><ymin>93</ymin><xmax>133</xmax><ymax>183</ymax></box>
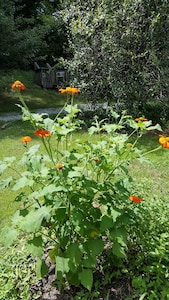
<box><xmin>34</xmin><ymin>62</ymin><xmax>68</xmax><ymax>88</ymax></box>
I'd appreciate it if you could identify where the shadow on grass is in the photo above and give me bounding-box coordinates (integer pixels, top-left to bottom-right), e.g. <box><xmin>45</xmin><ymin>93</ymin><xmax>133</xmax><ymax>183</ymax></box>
<box><xmin>0</xmin><ymin>120</ymin><xmax>37</xmax><ymax>140</ymax></box>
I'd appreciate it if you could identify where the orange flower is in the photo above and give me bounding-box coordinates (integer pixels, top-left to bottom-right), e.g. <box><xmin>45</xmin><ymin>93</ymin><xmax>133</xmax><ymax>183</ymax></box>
<box><xmin>129</xmin><ymin>195</ymin><xmax>143</xmax><ymax>203</ymax></box>
<box><xmin>55</xmin><ymin>163</ymin><xmax>64</xmax><ymax>170</ymax></box>
<box><xmin>159</xmin><ymin>135</ymin><xmax>169</xmax><ymax>148</ymax></box>
<box><xmin>34</xmin><ymin>128</ymin><xmax>50</xmax><ymax>137</ymax></box>
<box><xmin>58</xmin><ymin>88</ymin><xmax>67</xmax><ymax>94</ymax></box>
<box><xmin>59</xmin><ymin>87</ymin><xmax>80</xmax><ymax>94</ymax></box>
<box><xmin>135</xmin><ymin>117</ymin><xmax>148</xmax><ymax>122</ymax></box>
<box><xmin>21</xmin><ymin>136</ymin><xmax>32</xmax><ymax>143</ymax></box>
<box><xmin>11</xmin><ymin>80</ymin><xmax>26</xmax><ymax>91</ymax></box>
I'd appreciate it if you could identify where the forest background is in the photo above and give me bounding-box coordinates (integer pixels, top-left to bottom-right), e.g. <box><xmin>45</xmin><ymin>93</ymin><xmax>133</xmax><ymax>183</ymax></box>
<box><xmin>0</xmin><ymin>0</ymin><xmax>169</xmax><ymax>126</ymax></box>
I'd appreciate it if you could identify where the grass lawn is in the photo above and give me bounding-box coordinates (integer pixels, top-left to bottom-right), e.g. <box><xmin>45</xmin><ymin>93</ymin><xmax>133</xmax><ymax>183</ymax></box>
<box><xmin>0</xmin><ymin>69</ymin><xmax>82</xmax><ymax>113</ymax></box>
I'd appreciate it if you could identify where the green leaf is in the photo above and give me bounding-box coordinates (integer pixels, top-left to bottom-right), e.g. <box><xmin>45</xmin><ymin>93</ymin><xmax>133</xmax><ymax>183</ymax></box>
<box><xmin>78</xmin><ymin>268</ymin><xmax>93</xmax><ymax>291</ymax></box>
<box><xmin>68</xmin><ymin>171</ymin><xmax>81</xmax><ymax>178</ymax></box>
<box><xmin>110</xmin><ymin>228</ymin><xmax>127</xmax><ymax>247</ymax></box>
<box><xmin>12</xmin><ymin>176</ymin><xmax>34</xmax><ymax>191</ymax></box>
<box><xmin>110</xmin><ymin>208</ymin><xmax>121</xmax><ymax>222</ymax></box>
<box><xmin>36</xmin><ymin>258</ymin><xmax>48</xmax><ymax>279</ymax></box>
<box><xmin>27</xmin><ymin>144</ymin><xmax>40</xmax><ymax>156</ymax></box>
<box><xmin>0</xmin><ymin>226</ymin><xmax>19</xmax><ymax>247</ymax></box>
<box><xmin>100</xmin><ymin>215</ymin><xmax>114</xmax><ymax>233</ymax></box>
<box><xmin>55</xmin><ymin>256</ymin><xmax>70</xmax><ymax>280</ymax></box>
<box><xmin>17</xmin><ymin>206</ymin><xmax>51</xmax><ymax>233</ymax></box>
<box><xmin>27</xmin><ymin>236</ymin><xmax>43</xmax><ymax>257</ymax></box>
<box><xmin>0</xmin><ymin>161</ymin><xmax>8</xmax><ymax>175</ymax></box>
<box><xmin>146</xmin><ymin>123</ymin><xmax>162</xmax><ymax>131</ymax></box>
<box><xmin>85</xmin><ymin>238</ymin><xmax>104</xmax><ymax>259</ymax></box>
<box><xmin>0</xmin><ymin>176</ymin><xmax>13</xmax><ymax>189</ymax></box>
<box><xmin>15</xmin><ymin>192</ymin><xmax>25</xmax><ymax>202</ymax></box>
<box><xmin>67</xmin><ymin>243</ymin><xmax>82</xmax><ymax>272</ymax></box>
<box><xmin>40</xmin><ymin>184</ymin><xmax>66</xmax><ymax>196</ymax></box>
<box><xmin>82</xmin><ymin>255</ymin><xmax>96</xmax><ymax>268</ymax></box>
<box><xmin>112</xmin><ymin>241</ymin><xmax>126</xmax><ymax>258</ymax></box>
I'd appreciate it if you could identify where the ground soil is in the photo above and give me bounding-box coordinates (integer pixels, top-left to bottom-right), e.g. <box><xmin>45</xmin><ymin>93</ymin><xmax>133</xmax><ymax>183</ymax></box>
<box><xmin>30</xmin><ymin>257</ymin><xmax>139</xmax><ymax>300</ymax></box>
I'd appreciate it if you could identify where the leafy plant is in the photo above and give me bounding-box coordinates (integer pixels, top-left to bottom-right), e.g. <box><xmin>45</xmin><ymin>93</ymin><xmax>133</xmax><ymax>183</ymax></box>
<box><xmin>0</xmin><ymin>81</ymin><xmax>163</xmax><ymax>294</ymax></box>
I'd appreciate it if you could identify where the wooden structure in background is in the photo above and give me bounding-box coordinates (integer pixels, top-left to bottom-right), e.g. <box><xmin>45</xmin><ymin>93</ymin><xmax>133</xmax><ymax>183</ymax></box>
<box><xmin>34</xmin><ymin>62</ymin><xmax>69</xmax><ymax>88</ymax></box>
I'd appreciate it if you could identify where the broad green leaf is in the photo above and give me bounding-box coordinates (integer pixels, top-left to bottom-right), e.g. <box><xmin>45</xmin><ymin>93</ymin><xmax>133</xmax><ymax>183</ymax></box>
<box><xmin>36</xmin><ymin>258</ymin><xmax>48</xmax><ymax>279</ymax></box>
<box><xmin>100</xmin><ymin>215</ymin><xmax>114</xmax><ymax>233</ymax></box>
<box><xmin>68</xmin><ymin>171</ymin><xmax>81</xmax><ymax>178</ymax></box>
<box><xmin>85</xmin><ymin>238</ymin><xmax>104</xmax><ymax>259</ymax></box>
<box><xmin>27</xmin><ymin>144</ymin><xmax>40</xmax><ymax>156</ymax></box>
<box><xmin>4</xmin><ymin>156</ymin><xmax>16</xmax><ymax>163</ymax></box>
<box><xmin>27</xmin><ymin>236</ymin><xmax>43</xmax><ymax>257</ymax></box>
<box><xmin>146</xmin><ymin>123</ymin><xmax>162</xmax><ymax>131</ymax></box>
<box><xmin>55</xmin><ymin>256</ymin><xmax>70</xmax><ymax>279</ymax></box>
<box><xmin>40</xmin><ymin>184</ymin><xmax>66</xmax><ymax>196</ymax></box>
<box><xmin>0</xmin><ymin>161</ymin><xmax>8</xmax><ymax>175</ymax></box>
<box><xmin>67</xmin><ymin>243</ymin><xmax>82</xmax><ymax>272</ymax></box>
<box><xmin>88</xmin><ymin>126</ymin><xmax>97</xmax><ymax>135</ymax></box>
<box><xmin>12</xmin><ymin>176</ymin><xmax>34</xmax><ymax>191</ymax></box>
<box><xmin>112</xmin><ymin>241</ymin><xmax>126</xmax><ymax>258</ymax></box>
<box><xmin>49</xmin><ymin>247</ymin><xmax>59</xmax><ymax>263</ymax></box>
<box><xmin>0</xmin><ymin>226</ymin><xmax>19</xmax><ymax>247</ymax></box>
<box><xmin>17</xmin><ymin>206</ymin><xmax>51</xmax><ymax>233</ymax></box>
<box><xmin>0</xmin><ymin>176</ymin><xmax>13</xmax><ymax>189</ymax></box>
<box><xmin>82</xmin><ymin>255</ymin><xmax>96</xmax><ymax>268</ymax></box>
<box><xmin>110</xmin><ymin>208</ymin><xmax>121</xmax><ymax>222</ymax></box>
<box><xmin>78</xmin><ymin>268</ymin><xmax>93</xmax><ymax>291</ymax></box>
<box><xmin>110</xmin><ymin>228</ymin><xmax>127</xmax><ymax>247</ymax></box>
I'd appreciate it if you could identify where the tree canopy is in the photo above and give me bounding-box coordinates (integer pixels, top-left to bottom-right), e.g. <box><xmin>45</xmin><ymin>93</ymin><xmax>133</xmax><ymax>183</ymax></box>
<box><xmin>61</xmin><ymin>0</ymin><xmax>169</xmax><ymax>120</ymax></box>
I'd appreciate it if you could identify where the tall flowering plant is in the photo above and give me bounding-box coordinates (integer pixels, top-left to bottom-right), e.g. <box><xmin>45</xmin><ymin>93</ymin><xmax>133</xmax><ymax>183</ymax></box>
<box><xmin>0</xmin><ymin>81</ymin><xmax>163</xmax><ymax>291</ymax></box>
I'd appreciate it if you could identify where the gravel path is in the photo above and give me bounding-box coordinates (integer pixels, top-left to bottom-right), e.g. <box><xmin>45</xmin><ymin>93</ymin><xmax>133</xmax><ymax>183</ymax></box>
<box><xmin>0</xmin><ymin>103</ymin><xmax>108</xmax><ymax>122</ymax></box>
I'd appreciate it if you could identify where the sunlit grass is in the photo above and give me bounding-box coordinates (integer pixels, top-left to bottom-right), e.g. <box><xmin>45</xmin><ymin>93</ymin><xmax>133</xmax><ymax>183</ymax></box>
<box><xmin>0</xmin><ymin>69</ymin><xmax>83</xmax><ymax>113</ymax></box>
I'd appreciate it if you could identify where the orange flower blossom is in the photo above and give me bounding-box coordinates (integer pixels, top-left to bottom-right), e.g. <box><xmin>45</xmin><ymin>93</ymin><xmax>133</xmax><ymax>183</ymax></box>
<box><xmin>159</xmin><ymin>135</ymin><xmax>169</xmax><ymax>148</ymax></box>
<box><xmin>11</xmin><ymin>80</ymin><xmax>26</xmax><ymax>91</ymax></box>
<box><xmin>135</xmin><ymin>117</ymin><xmax>148</xmax><ymax>122</ymax></box>
<box><xmin>59</xmin><ymin>87</ymin><xmax>80</xmax><ymax>94</ymax></box>
<box><xmin>129</xmin><ymin>195</ymin><xmax>143</xmax><ymax>203</ymax></box>
<box><xmin>21</xmin><ymin>136</ymin><xmax>32</xmax><ymax>143</ymax></box>
<box><xmin>34</xmin><ymin>128</ymin><xmax>50</xmax><ymax>137</ymax></box>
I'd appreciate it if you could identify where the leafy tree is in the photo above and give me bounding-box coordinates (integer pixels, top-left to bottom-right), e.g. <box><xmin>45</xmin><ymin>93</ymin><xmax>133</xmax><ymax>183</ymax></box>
<box><xmin>61</xmin><ymin>0</ymin><xmax>169</xmax><ymax>121</ymax></box>
<box><xmin>0</xmin><ymin>0</ymin><xmax>68</xmax><ymax>68</ymax></box>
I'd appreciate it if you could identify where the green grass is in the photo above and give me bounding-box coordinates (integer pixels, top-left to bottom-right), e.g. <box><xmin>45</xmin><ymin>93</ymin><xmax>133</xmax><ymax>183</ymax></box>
<box><xmin>0</xmin><ymin>69</ymin><xmax>82</xmax><ymax>113</ymax></box>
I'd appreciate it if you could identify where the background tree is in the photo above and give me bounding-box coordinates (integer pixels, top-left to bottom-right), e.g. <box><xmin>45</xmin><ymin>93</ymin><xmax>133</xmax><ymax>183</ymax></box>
<box><xmin>61</xmin><ymin>0</ymin><xmax>169</xmax><ymax>123</ymax></box>
<box><xmin>0</xmin><ymin>0</ymin><xmax>68</xmax><ymax>69</ymax></box>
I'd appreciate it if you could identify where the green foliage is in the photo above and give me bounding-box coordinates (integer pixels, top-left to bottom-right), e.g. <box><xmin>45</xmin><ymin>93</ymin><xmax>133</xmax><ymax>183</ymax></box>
<box><xmin>0</xmin><ymin>237</ymin><xmax>37</xmax><ymax>300</ymax></box>
<box><xmin>0</xmin><ymin>0</ymin><xmax>67</xmax><ymax>68</ymax></box>
<box><xmin>0</xmin><ymin>84</ymin><xmax>164</xmax><ymax>296</ymax></box>
<box><xmin>61</xmin><ymin>0</ymin><xmax>169</xmax><ymax>121</ymax></box>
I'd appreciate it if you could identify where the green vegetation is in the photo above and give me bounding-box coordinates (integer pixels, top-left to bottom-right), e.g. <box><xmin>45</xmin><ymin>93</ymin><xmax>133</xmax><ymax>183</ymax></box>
<box><xmin>1</xmin><ymin>85</ymin><xmax>169</xmax><ymax>299</ymax></box>
<box><xmin>0</xmin><ymin>69</ymin><xmax>69</xmax><ymax>113</ymax></box>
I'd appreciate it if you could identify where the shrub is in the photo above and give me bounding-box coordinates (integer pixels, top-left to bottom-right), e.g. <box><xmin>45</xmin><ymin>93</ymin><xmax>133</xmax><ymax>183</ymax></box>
<box><xmin>0</xmin><ymin>81</ymin><xmax>163</xmax><ymax>295</ymax></box>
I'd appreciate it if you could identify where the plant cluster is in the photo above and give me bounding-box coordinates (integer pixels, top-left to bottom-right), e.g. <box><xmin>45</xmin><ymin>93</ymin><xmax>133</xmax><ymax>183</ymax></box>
<box><xmin>0</xmin><ymin>81</ymin><xmax>167</xmax><ymax>298</ymax></box>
